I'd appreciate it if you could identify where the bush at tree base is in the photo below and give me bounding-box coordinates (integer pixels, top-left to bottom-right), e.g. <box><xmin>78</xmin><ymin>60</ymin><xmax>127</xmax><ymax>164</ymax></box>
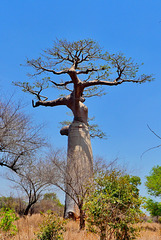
<box><xmin>35</xmin><ymin>210</ymin><xmax>66</xmax><ymax>240</ymax></box>
<box><xmin>0</xmin><ymin>207</ymin><xmax>19</xmax><ymax>237</ymax></box>
<box><xmin>84</xmin><ymin>170</ymin><xmax>143</xmax><ymax>240</ymax></box>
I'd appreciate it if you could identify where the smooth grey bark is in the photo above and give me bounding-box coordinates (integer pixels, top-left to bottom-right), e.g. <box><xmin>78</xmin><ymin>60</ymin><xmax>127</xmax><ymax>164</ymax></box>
<box><xmin>64</xmin><ymin>120</ymin><xmax>93</xmax><ymax>218</ymax></box>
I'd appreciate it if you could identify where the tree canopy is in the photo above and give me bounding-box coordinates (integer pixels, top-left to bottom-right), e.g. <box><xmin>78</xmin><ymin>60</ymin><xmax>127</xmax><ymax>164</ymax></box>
<box><xmin>145</xmin><ymin>199</ymin><xmax>161</xmax><ymax>219</ymax></box>
<box><xmin>15</xmin><ymin>39</ymin><xmax>152</xmax><ymax>118</ymax></box>
<box><xmin>145</xmin><ymin>165</ymin><xmax>161</xmax><ymax>197</ymax></box>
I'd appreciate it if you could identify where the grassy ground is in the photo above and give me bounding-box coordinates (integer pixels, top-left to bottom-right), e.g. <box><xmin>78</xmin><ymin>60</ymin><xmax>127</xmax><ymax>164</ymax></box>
<box><xmin>0</xmin><ymin>214</ymin><xmax>161</xmax><ymax>240</ymax></box>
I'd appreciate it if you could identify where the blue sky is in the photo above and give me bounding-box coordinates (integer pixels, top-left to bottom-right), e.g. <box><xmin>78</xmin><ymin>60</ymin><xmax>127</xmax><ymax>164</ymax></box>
<box><xmin>0</xmin><ymin>0</ymin><xmax>161</xmax><ymax>200</ymax></box>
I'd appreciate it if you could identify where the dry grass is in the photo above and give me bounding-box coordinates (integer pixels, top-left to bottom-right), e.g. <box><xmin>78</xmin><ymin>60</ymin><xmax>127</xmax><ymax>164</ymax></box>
<box><xmin>0</xmin><ymin>214</ymin><xmax>161</xmax><ymax>240</ymax></box>
<box><xmin>63</xmin><ymin>220</ymin><xmax>99</xmax><ymax>240</ymax></box>
<box><xmin>136</xmin><ymin>222</ymin><xmax>161</xmax><ymax>240</ymax></box>
<box><xmin>6</xmin><ymin>214</ymin><xmax>43</xmax><ymax>240</ymax></box>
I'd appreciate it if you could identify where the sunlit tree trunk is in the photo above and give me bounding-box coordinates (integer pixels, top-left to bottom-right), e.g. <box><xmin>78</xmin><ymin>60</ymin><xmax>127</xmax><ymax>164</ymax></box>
<box><xmin>64</xmin><ymin>119</ymin><xmax>93</xmax><ymax>219</ymax></box>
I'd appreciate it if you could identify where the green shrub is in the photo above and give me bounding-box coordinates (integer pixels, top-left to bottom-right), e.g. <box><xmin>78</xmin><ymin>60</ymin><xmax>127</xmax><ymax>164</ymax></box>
<box><xmin>35</xmin><ymin>211</ymin><xmax>66</xmax><ymax>240</ymax></box>
<box><xmin>158</xmin><ymin>217</ymin><xmax>161</xmax><ymax>224</ymax></box>
<box><xmin>0</xmin><ymin>208</ymin><xmax>18</xmax><ymax>236</ymax></box>
<box><xmin>84</xmin><ymin>170</ymin><xmax>143</xmax><ymax>240</ymax></box>
<box><xmin>147</xmin><ymin>219</ymin><xmax>152</xmax><ymax>223</ymax></box>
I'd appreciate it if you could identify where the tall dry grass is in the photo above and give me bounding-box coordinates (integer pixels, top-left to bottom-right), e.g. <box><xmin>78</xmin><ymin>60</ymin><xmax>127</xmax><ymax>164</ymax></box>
<box><xmin>137</xmin><ymin>222</ymin><xmax>161</xmax><ymax>240</ymax></box>
<box><xmin>0</xmin><ymin>214</ymin><xmax>161</xmax><ymax>240</ymax></box>
<box><xmin>8</xmin><ymin>214</ymin><xmax>43</xmax><ymax>240</ymax></box>
<box><xmin>63</xmin><ymin>220</ymin><xmax>99</xmax><ymax>240</ymax></box>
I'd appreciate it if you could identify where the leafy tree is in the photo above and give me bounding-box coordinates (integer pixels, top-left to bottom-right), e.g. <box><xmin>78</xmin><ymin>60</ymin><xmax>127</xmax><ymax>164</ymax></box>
<box><xmin>0</xmin><ymin>196</ymin><xmax>26</xmax><ymax>215</ymax></box>
<box><xmin>34</xmin><ymin>192</ymin><xmax>64</xmax><ymax>216</ymax></box>
<box><xmin>145</xmin><ymin>166</ymin><xmax>161</xmax><ymax>222</ymax></box>
<box><xmin>145</xmin><ymin>165</ymin><xmax>161</xmax><ymax>197</ymax></box>
<box><xmin>43</xmin><ymin>193</ymin><xmax>59</xmax><ymax>202</ymax></box>
<box><xmin>43</xmin><ymin>193</ymin><xmax>63</xmax><ymax>208</ymax></box>
<box><xmin>145</xmin><ymin>199</ymin><xmax>161</xmax><ymax>221</ymax></box>
<box><xmin>84</xmin><ymin>170</ymin><xmax>143</xmax><ymax>240</ymax></box>
<box><xmin>15</xmin><ymin>39</ymin><xmax>152</xmax><ymax>219</ymax></box>
<box><xmin>0</xmin><ymin>197</ymin><xmax>16</xmax><ymax>210</ymax></box>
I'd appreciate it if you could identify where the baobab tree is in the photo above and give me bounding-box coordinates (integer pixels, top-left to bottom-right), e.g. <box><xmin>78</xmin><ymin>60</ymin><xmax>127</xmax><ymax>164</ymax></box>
<box><xmin>15</xmin><ymin>39</ymin><xmax>152</xmax><ymax>219</ymax></box>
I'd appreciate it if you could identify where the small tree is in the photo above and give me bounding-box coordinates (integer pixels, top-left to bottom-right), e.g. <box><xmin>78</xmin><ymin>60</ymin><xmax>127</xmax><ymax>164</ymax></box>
<box><xmin>8</xmin><ymin>159</ymin><xmax>51</xmax><ymax>215</ymax></box>
<box><xmin>33</xmin><ymin>193</ymin><xmax>64</xmax><ymax>216</ymax></box>
<box><xmin>84</xmin><ymin>170</ymin><xmax>143</xmax><ymax>240</ymax></box>
<box><xmin>45</xmin><ymin>149</ymin><xmax>90</xmax><ymax>229</ymax></box>
<box><xmin>44</xmin><ymin>150</ymin><xmax>116</xmax><ymax>229</ymax></box>
<box><xmin>145</xmin><ymin>165</ymin><xmax>161</xmax><ymax>197</ymax></box>
<box><xmin>145</xmin><ymin>199</ymin><xmax>161</xmax><ymax>222</ymax></box>
<box><xmin>145</xmin><ymin>166</ymin><xmax>161</xmax><ymax>223</ymax></box>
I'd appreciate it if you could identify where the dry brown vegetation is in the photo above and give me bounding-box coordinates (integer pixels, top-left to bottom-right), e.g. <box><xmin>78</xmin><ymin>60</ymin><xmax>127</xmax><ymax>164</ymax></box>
<box><xmin>136</xmin><ymin>222</ymin><xmax>161</xmax><ymax>240</ymax></box>
<box><xmin>0</xmin><ymin>214</ymin><xmax>161</xmax><ymax>240</ymax></box>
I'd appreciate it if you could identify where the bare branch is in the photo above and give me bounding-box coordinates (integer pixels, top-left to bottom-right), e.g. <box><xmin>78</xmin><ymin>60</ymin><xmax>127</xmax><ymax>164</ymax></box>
<box><xmin>141</xmin><ymin>125</ymin><xmax>161</xmax><ymax>159</ymax></box>
<box><xmin>76</xmin><ymin>67</ymin><xmax>103</xmax><ymax>75</ymax></box>
<box><xmin>147</xmin><ymin>124</ymin><xmax>161</xmax><ymax>140</ymax></box>
<box><xmin>49</xmin><ymin>79</ymin><xmax>72</xmax><ymax>87</ymax></box>
<box><xmin>0</xmin><ymin>98</ymin><xmax>45</xmax><ymax>173</ymax></box>
<box><xmin>27</xmin><ymin>59</ymin><xmax>69</xmax><ymax>75</ymax></box>
<box><xmin>32</xmin><ymin>94</ymin><xmax>71</xmax><ymax>108</ymax></box>
<box><xmin>7</xmin><ymin>159</ymin><xmax>51</xmax><ymax>215</ymax></box>
<box><xmin>14</xmin><ymin>81</ymin><xmax>48</xmax><ymax>101</ymax></box>
<box><xmin>141</xmin><ymin>144</ymin><xmax>161</xmax><ymax>159</ymax></box>
<box><xmin>82</xmin><ymin>75</ymin><xmax>152</xmax><ymax>89</ymax></box>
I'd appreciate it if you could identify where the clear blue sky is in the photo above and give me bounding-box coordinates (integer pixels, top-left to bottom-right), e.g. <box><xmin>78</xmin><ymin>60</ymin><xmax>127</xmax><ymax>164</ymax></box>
<box><xmin>0</xmin><ymin>0</ymin><xmax>161</xmax><ymax>200</ymax></box>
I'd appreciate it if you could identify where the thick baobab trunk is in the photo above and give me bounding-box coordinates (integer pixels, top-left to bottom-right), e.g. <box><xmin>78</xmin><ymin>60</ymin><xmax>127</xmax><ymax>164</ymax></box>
<box><xmin>64</xmin><ymin>120</ymin><xmax>93</xmax><ymax>219</ymax></box>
